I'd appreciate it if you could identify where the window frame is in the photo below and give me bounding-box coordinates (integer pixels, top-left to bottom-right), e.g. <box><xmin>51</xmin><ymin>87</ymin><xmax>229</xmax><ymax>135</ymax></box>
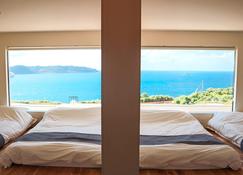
<box><xmin>6</xmin><ymin>46</ymin><xmax>101</xmax><ymax>108</ymax></box>
<box><xmin>140</xmin><ymin>46</ymin><xmax>237</xmax><ymax>112</ymax></box>
<box><xmin>6</xmin><ymin>46</ymin><xmax>238</xmax><ymax>113</ymax></box>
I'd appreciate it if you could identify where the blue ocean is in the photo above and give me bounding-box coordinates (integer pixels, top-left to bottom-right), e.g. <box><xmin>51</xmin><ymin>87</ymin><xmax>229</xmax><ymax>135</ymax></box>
<box><xmin>10</xmin><ymin>71</ymin><xmax>234</xmax><ymax>103</ymax></box>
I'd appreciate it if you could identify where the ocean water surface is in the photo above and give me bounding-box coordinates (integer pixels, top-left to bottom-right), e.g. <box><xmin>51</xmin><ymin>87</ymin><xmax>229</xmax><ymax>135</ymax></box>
<box><xmin>9</xmin><ymin>71</ymin><xmax>234</xmax><ymax>103</ymax></box>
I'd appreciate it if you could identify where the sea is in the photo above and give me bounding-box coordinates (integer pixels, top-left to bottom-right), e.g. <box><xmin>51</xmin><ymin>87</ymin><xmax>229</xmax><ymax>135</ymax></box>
<box><xmin>9</xmin><ymin>71</ymin><xmax>234</xmax><ymax>103</ymax></box>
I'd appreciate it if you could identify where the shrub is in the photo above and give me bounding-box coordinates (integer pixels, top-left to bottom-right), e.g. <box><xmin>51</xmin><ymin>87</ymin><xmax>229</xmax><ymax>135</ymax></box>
<box><xmin>174</xmin><ymin>87</ymin><xmax>233</xmax><ymax>104</ymax></box>
<box><xmin>140</xmin><ymin>93</ymin><xmax>174</xmax><ymax>103</ymax></box>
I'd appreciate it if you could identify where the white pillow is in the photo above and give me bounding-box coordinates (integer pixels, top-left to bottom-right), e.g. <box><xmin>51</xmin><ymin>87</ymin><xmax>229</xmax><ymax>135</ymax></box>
<box><xmin>43</xmin><ymin>107</ymin><xmax>100</xmax><ymax>122</ymax></box>
<box><xmin>208</xmin><ymin>112</ymin><xmax>243</xmax><ymax>149</ymax></box>
<box><xmin>208</xmin><ymin>112</ymin><xmax>243</xmax><ymax>129</ymax></box>
<box><xmin>0</xmin><ymin>106</ymin><xmax>34</xmax><ymax>147</ymax></box>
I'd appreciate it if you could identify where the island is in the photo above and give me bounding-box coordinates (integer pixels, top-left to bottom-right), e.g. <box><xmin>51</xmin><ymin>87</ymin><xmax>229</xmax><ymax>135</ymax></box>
<box><xmin>10</xmin><ymin>65</ymin><xmax>98</xmax><ymax>74</ymax></box>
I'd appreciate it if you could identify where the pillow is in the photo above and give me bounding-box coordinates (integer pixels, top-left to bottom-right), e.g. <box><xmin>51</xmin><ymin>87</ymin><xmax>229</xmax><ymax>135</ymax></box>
<box><xmin>42</xmin><ymin>107</ymin><xmax>101</xmax><ymax>125</ymax></box>
<box><xmin>0</xmin><ymin>106</ymin><xmax>34</xmax><ymax>148</ymax></box>
<box><xmin>207</xmin><ymin>112</ymin><xmax>243</xmax><ymax>150</ymax></box>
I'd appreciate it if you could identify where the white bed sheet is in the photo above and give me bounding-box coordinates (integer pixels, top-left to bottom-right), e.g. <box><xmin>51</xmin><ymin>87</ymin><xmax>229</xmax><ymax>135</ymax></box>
<box><xmin>0</xmin><ymin>108</ymin><xmax>241</xmax><ymax>170</ymax></box>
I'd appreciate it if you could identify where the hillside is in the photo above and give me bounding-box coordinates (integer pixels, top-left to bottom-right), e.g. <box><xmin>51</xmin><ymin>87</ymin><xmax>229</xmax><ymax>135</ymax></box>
<box><xmin>140</xmin><ymin>87</ymin><xmax>233</xmax><ymax>104</ymax></box>
<box><xmin>10</xmin><ymin>65</ymin><xmax>98</xmax><ymax>74</ymax></box>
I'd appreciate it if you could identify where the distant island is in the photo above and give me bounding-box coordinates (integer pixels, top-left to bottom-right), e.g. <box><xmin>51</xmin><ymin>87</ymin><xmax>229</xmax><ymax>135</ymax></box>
<box><xmin>10</xmin><ymin>65</ymin><xmax>98</xmax><ymax>74</ymax></box>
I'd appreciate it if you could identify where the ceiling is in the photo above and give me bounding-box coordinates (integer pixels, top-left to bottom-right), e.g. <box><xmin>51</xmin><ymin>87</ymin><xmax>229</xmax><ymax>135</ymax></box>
<box><xmin>0</xmin><ymin>0</ymin><xmax>243</xmax><ymax>32</ymax></box>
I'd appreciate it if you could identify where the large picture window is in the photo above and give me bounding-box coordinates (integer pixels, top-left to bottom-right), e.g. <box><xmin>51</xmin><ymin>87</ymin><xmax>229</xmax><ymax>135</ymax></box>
<box><xmin>140</xmin><ymin>48</ymin><xmax>236</xmax><ymax>112</ymax></box>
<box><xmin>8</xmin><ymin>48</ymin><xmax>101</xmax><ymax>110</ymax></box>
<box><xmin>8</xmin><ymin>48</ymin><xmax>236</xmax><ymax>112</ymax></box>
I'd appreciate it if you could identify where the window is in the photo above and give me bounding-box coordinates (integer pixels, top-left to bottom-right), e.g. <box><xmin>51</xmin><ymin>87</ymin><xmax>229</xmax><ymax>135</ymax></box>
<box><xmin>140</xmin><ymin>48</ymin><xmax>236</xmax><ymax>112</ymax></box>
<box><xmin>8</xmin><ymin>48</ymin><xmax>236</xmax><ymax>112</ymax></box>
<box><xmin>8</xmin><ymin>48</ymin><xmax>101</xmax><ymax>110</ymax></box>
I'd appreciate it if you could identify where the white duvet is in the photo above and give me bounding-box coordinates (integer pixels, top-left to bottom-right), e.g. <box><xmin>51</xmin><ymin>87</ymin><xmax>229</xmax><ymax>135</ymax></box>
<box><xmin>0</xmin><ymin>106</ymin><xmax>34</xmax><ymax>148</ymax></box>
<box><xmin>208</xmin><ymin>112</ymin><xmax>243</xmax><ymax>151</ymax></box>
<box><xmin>0</xmin><ymin>107</ymin><xmax>241</xmax><ymax>170</ymax></box>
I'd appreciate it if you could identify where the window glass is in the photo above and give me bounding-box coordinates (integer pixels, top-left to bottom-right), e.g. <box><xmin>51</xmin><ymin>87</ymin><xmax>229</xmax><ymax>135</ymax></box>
<box><xmin>141</xmin><ymin>49</ymin><xmax>235</xmax><ymax>112</ymax></box>
<box><xmin>8</xmin><ymin>48</ymin><xmax>101</xmax><ymax>110</ymax></box>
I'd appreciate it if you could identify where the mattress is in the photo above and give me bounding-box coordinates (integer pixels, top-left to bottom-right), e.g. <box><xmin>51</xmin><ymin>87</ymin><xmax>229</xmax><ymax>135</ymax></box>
<box><xmin>0</xmin><ymin>107</ymin><xmax>241</xmax><ymax>170</ymax></box>
<box><xmin>207</xmin><ymin>112</ymin><xmax>243</xmax><ymax>151</ymax></box>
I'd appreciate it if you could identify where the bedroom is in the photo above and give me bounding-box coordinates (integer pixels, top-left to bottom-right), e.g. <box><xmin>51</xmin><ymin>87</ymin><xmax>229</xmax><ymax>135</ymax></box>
<box><xmin>0</xmin><ymin>0</ymin><xmax>243</xmax><ymax>175</ymax></box>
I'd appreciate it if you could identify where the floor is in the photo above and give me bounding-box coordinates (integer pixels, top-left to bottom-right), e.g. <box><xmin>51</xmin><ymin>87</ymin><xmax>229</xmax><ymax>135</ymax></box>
<box><xmin>0</xmin><ymin>132</ymin><xmax>242</xmax><ymax>175</ymax></box>
<box><xmin>1</xmin><ymin>166</ymin><xmax>243</xmax><ymax>175</ymax></box>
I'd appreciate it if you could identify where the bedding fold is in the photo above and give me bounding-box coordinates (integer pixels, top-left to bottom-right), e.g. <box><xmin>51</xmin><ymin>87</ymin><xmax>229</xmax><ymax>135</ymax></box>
<box><xmin>0</xmin><ymin>134</ymin><xmax>4</xmax><ymax>148</ymax></box>
<box><xmin>17</xmin><ymin>132</ymin><xmax>224</xmax><ymax>146</ymax></box>
<box><xmin>0</xmin><ymin>108</ymin><xmax>241</xmax><ymax>170</ymax></box>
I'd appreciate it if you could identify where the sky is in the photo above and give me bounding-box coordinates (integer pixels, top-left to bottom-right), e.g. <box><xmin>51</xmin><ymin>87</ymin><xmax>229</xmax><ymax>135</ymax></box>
<box><xmin>141</xmin><ymin>49</ymin><xmax>235</xmax><ymax>71</ymax></box>
<box><xmin>8</xmin><ymin>49</ymin><xmax>235</xmax><ymax>71</ymax></box>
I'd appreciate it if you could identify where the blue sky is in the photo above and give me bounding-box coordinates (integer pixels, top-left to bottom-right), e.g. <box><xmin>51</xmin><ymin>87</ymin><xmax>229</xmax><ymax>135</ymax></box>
<box><xmin>141</xmin><ymin>49</ymin><xmax>235</xmax><ymax>71</ymax></box>
<box><xmin>9</xmin><ymin>49</ymin><xmax>235</xmax><ymax>71</ymax></box>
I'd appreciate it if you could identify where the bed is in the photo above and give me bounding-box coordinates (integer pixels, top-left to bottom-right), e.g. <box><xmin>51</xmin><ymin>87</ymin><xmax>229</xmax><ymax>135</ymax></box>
<box><xmin>207</xmin><ymin>112</ymin><xmax>243</xmax><ymax>151</ymax></box>
<box><xmin>0</xmin><ymin>106</ymin><xmax>35</xmax><ymax>149</ymax></box>
<box><xmin>0</xmin><ymin>107</ymin><xmax>241</xmax><ymax>170</ymax></box>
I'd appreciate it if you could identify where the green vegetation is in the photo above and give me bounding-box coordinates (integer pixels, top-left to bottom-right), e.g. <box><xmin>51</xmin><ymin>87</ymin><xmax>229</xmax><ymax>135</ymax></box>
<box><xmin>12</xmin><ymin>99</ymin><xmax>101</xmax><ymax>105</ymax></box>
<box><xmin>12</xmin><ymin>87</ymin><xmax>233</xmax><ymax>105</ymax></box>
<box><xmin>12</xmin><ymin>100</ymin><xmax>62</xmax><ymax>105</ymax></box>
<box><xmin>140</xmin><ymin>93</ymin><xmax>173</xmax><ymax>103</ymax></box>
<box><xmin>141</xmin><ymin>87</ymin><xmax>233</xmax><ymax>104</ymax></box>
<box><xmin>80</xmin><ymin>100</ymin><xmax>101</xmax><ymax>104</ymax></box>
<box><xmin>174</xmin><ymin>87</ymin><xmax>233</xmax><ymax>105</ymax></box>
